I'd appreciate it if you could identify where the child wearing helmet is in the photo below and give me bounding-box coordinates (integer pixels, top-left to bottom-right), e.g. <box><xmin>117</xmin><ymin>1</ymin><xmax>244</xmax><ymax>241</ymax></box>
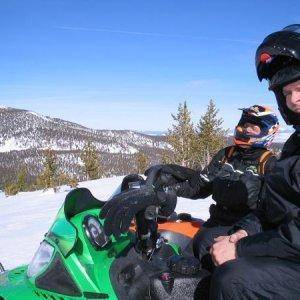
<box><xmin>234</xmin><ymin>105</ymin><xmax>279</xmax><ymax>149</ymax></box>
<box><xmin>142</xmin><ymin>104</ymin><xmax>279</xmax><ymax>271</ymax></box>
<box><xmin>189</xmin><ymin>105</ymin><xmax>278</xmax><ymax>268</ymax></box>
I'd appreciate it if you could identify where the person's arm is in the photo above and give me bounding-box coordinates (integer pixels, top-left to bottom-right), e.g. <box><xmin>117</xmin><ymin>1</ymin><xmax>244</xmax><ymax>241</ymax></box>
<box><xmin>229</xmin><ymin>154</ymin><xmax>277</xmax><ymax>235</ymax></box>
<box><xmin>177</xmin><ymin>148</ymin><xmax>226</xmax><ymax>199</ymax></box>
<box><xmin>236</xmin><ymin>156</ymin><xmax>300</xmax><ymax>261</ymax></box>
<box><xmin>231</xmin><ymin>209</ymin><xmax>265</xmax><ymax>236</ymax></box>
<box><xmin>236</xmin><ymin>216</ymin><xmax>300</xmax><ymax>261</ymax></box>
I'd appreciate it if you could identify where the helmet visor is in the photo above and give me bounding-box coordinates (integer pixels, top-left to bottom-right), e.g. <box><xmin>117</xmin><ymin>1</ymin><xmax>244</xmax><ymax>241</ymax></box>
<box><xmin>269</xmin><ymin>64</ymin><xmax>300</xmax><ymax>90</ymax></box>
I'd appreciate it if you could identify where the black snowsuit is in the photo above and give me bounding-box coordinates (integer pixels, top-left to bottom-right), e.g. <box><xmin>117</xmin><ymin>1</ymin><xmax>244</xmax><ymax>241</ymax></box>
<box><xmin>186</xmin><ymin>146</ymin><xmax>276</xmax><ymax>267</ymax></box>
<box><xmin>210</xmin><ymin>132</ymin><xmax>300</xmax><ymax>299</ymax></box>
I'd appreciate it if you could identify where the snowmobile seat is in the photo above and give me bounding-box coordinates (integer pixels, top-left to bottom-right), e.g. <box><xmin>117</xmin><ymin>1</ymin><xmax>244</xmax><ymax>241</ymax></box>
<box><xmin>159</xmin><ymin>230</ymin><xmax>192</xmax><ymax>252</ymax></box>
<box><xmin>156</xmin><ymin>214</ymin><xmax>202</xmax><ymax>255</ymax></box>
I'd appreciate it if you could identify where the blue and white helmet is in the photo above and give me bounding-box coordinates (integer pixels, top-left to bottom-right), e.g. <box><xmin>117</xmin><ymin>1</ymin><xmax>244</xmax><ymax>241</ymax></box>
<box><xmin>234</xmin><ymin>105</ymin><xmax>280</xmax><ymax>148</ymax></box>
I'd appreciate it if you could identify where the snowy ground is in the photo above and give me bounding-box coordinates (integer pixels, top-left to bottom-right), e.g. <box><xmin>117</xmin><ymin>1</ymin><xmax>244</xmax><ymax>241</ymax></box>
<box><xmin>0</xmin><ymin>176</ymin><xmax>213</xmax><ymax>271</ymax></box>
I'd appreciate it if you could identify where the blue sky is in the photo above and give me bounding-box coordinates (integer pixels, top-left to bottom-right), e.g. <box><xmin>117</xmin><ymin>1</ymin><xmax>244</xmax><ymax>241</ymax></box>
<box><xmin>0</xmin><ymin>1</ymin><xmax>299</xmax><ymax>131</ymax></box>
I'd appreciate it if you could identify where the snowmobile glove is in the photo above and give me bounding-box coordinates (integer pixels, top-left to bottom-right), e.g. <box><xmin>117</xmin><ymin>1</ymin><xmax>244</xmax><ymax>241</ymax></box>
<box><xmin>99</xmin><ymin>185</ymin><xmax>177</xmax><ymax>238</ymax></box>
<box><xmin>145</xmin><ymin>164</ymin><xmax>205</xmax><ymax>198</ymax></box>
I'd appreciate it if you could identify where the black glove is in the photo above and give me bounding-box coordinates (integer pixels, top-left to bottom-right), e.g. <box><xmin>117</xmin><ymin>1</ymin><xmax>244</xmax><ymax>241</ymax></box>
<box><xmin>145</xmin><ymin>164</ymin><xmax>207</xmax><ymax>199</ymax></box>
<box><xmin>239</xmin><ymin>170</ymin><xmax>262</xmax><ymax>210</ymax></box>
<box><xmin>99</xmin><ymin>185</ymin><xmax>177</xmax><ymax>238</ymax></box>
<box><xmin>145</xmin><ymin>164</ymin><xmax>201</xmax><ymax>188</ymax></box>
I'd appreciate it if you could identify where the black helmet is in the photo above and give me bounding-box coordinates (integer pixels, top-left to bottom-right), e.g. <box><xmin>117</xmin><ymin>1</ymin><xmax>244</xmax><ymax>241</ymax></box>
<box><xmin>255</xmin><ymin>24</ymin><xmax>300</xmax><ymax>125</ymax></box>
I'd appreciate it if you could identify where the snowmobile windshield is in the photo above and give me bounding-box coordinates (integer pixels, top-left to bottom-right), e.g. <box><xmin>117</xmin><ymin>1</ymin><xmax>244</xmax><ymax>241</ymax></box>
<box><xmin>46</xmin><ymin>207</ymin><xmax>77</xmax><ymax>257</ymax></box>
<box><xmin>46</xmin><ymin>188</ymin><xmax>105</xmax><ymax>256</ymax></box>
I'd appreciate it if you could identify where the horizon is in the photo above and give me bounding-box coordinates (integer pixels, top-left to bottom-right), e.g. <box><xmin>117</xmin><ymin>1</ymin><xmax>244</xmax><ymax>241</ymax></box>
<box><xmin>0</xmin><ymin>103</ymin><xmax>293</xmax><ymax>135</ymax></box>
<box><xmin>1</xmin><ymin>1</ymin><xmax>299</xmax><ymax>130</ymax></box>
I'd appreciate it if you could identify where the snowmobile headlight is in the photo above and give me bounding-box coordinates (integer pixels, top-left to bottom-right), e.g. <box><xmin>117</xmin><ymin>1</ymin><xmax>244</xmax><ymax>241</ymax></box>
<box><xmin>27</xmin><ymin>241</ymin><xmax>54</xmax><ymax>278</ymax></box>
<box><xmin>83</xmin><ymin>215</ymin><xmax>110</xmax><ymax>250</ymax></box>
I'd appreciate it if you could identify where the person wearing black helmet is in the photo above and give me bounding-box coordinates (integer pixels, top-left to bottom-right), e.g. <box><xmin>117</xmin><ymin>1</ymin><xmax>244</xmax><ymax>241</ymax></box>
<box><xmin>210</xmin><ymin>24</ymin><xmax>300</xmax><ymax>299</ymax></box>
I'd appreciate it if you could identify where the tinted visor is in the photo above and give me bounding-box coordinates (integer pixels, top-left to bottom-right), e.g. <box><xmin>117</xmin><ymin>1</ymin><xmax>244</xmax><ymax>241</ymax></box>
<box><xmin>269</xmin><ymin>64</ymin><xmax>300</xmax><ymax>90</ymax></box>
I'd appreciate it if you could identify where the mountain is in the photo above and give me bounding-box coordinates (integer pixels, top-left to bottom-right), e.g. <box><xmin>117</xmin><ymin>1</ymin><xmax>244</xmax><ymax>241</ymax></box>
<box><xmin>0</xmin><ymin>106</ymin><xmax>170</xmax><ymax>186</ymax></box>
<box><xmin>140</xmin><ymin>130</ymin><xmax>167</xmax><ymax>136</ymax></box>
<box><xmin>0</xmin><ymin>106</ymin><xmax>169</xmax><ymax>153</ymax></box>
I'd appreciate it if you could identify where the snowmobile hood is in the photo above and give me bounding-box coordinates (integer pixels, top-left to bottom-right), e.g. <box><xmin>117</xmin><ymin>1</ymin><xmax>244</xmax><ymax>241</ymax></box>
<box><xmin>0</xmin><ymin>266</ymin><xmax>39</xmax><ymax>299</ymax></box>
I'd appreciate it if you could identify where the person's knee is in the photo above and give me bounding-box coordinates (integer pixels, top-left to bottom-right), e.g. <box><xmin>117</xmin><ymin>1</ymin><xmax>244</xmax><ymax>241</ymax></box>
<box><xmin>211</xmin><ymin>263</ymin><xmax>234</xmax><ymax>288</ymax></box>
<box><xmin>194</xmin><ymin>227</ymin><xmax>221</xmax><ymax>255</ymax></box>
<box><xmin>210</xmin><ymin>260</ymin><xmax>247</xmax><ymax>297</ymax></box>
<box><xmin>193</xmin><ymin>229</ymin><xmax>213</xmax><ymax>258</ymax></box>
<box><xmin>194</xmin><ymin>229</ymin><xmax>216</xmax><ymax>247</ymax></box>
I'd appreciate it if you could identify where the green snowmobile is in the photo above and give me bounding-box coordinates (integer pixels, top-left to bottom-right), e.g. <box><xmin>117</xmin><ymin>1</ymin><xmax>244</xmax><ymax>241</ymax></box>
<box><xmin>0</xmin><ymin>175</ymin><xmax>208</xmax><ymax>300</ymax></box>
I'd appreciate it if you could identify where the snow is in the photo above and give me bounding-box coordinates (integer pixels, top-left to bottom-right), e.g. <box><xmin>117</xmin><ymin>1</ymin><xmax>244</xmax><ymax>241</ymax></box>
<box><xmin>0</xmin><ymin>137</ymin><xmax>30</xmax><ymax>152</ymax></box>
<box><xmin>0</xmin><ymin>176</ymin><xmax>213</xmax><ymax>271</ymax></box>
<box><xmin>107</xmin><ymin>144</ymin><xmax>138</xmax><ymax>154</ymax></box>
<box><xmin>28</xmin><ymin>111</ymin><xmax>50</xmax><ymax>122</ymax></box>
<box><xmin>126</xmin><ymin>146</ymin><xmax>138</xmax><ymax>154</ymax></box>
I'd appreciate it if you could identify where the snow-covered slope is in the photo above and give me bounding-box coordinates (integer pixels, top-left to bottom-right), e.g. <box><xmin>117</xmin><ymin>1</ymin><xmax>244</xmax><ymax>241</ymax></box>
<box><xmin>0</xmin><ymin>176</ymin><xmax>213</xmax><ymax>270</ymax></box>
<box><xmin>0</xmin><ymin>106</ymin><xmax>171</xmax><ymax>186</ymax></box>
<box><xmin>0</xmin><ymin>106</ymin><xmax>168</xmax><ymax>154</ymax></box>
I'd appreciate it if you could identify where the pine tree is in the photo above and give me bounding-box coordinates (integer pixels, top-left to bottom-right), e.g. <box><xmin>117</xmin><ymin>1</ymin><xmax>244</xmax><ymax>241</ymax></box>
<box><xmin>4</xmin><ymin>182</ymin><xmax>19</xmax><ymax>196</ymax></box>
<box><xmin>17</xmin><ymin>167</ymin><xmax>28</xmax><ymax>191</ymax></box>
<box><xmin>36</xmin><ymin>149</ymin><xmax>58</xmax><ymax>191</ymax></box>
<box><xmin>4</xmin><ymin>166</ymin><xmax>30</xmax><ymax>196</ymax></box>
<box><xmin>136</xmin><ymin>151</ymin><xmax>149</xmax><ymax>174</ymax></box>
<box><xmin>161</xmin><ymin>149</ymin><xmax>173</xmax><ymax>164</ymax></box>
<box><xmin>195</xmin><ymin>100</ymin><xmax>228</xmax><ymax>167</ymax></box>
<box><xmin>68</xmin><ymin>176</ymin><xmax>79</xmax><ymax>188</ymax></box>
<box><xmin>166</xmin><ymin>101</ymin><xmax>197</xmax><ymax>167</ymax></box>
<box><xmin>81</xmin><ymin>141</ymin><xmax>103</xmax><ymax>180</ymax></box>
<box><xmin>57</xmin><ymin>172</ymin><xmax>78</xmax><ymax>188</ymax></box>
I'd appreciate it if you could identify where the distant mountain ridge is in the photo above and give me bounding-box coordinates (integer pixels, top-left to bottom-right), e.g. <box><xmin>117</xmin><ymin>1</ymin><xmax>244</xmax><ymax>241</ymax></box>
<box><xmin>140</xmin><ymin>130</ymin><xmax>167</xmax><ymax>136</ymax></box>
<box><xmin>0</xmin><ymin>106</ymin><xmax>169</xmax><ymax>186</ymax></box>
<box><xmin>0</xmin><ymin>106</ymin><xmax>168</xmax><ymax>153</ymax></box>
